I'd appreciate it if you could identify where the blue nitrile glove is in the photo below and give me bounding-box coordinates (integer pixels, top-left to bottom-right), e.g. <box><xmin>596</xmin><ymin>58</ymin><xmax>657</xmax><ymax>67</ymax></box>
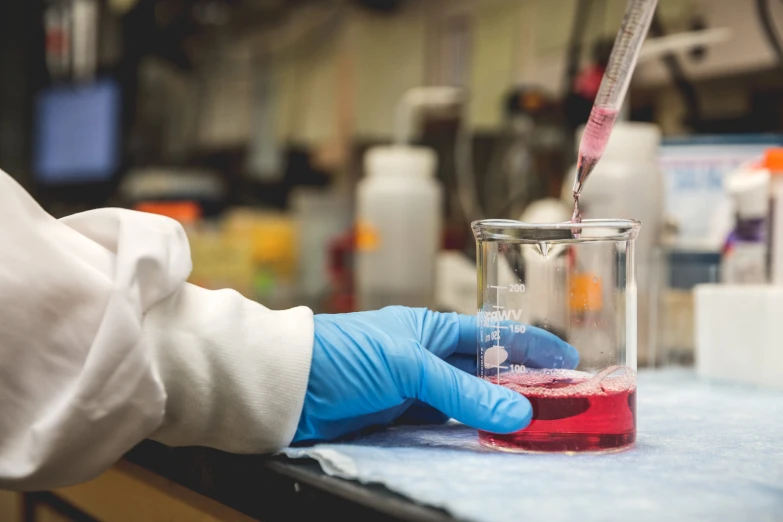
<box><xmin>293</xmin><ymin>306</ymin><xmax>579</xmax><ymax>443</ymax></box>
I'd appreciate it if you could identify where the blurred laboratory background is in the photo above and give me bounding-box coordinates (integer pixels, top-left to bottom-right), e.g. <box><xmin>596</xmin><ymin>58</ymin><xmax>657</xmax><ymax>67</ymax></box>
<box><xmin>2</xmin><ymin>0</ymin><xmax>783</xmax><ymax>373</ymax></box>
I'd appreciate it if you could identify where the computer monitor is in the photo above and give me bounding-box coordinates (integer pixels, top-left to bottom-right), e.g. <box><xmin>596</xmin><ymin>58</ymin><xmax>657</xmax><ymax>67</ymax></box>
<box><xmin>33</xmin><ymin>78</ymin><xmax>121</xmax><ymax>186</ymax></box>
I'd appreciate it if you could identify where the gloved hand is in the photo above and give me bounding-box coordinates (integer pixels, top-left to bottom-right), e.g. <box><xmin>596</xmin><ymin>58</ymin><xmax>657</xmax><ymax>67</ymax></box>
<box><xmin>294</xmin><ymin>306</ymin><xmax>579</xmax><ymax>443</ymax></box>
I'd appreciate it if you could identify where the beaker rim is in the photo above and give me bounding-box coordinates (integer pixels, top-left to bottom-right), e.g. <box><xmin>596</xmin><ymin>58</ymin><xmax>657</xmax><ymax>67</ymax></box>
<box><xmin>471</xmin><ymin>219</ymin><xmax>640</xmax><ymax>243</ymax></box>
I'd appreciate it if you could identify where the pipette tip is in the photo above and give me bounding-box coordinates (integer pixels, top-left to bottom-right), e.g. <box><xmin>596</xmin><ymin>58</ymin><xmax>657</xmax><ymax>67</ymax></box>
<box><xmin>574</xmin><ymin>154</ymin><xmax>600</xmax><ymax>193</ymax></box>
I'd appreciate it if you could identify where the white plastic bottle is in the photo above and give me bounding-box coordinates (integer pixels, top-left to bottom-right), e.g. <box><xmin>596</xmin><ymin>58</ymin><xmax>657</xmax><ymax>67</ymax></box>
<box><xmin>721</xmin><ymin>168</ymin><xmax>770</xmax><ymax>284</ymax></box>
<box><xmin>356</xmin><ymin>145</ymin><xmax>443</xmax><ymax>310</ymax></box>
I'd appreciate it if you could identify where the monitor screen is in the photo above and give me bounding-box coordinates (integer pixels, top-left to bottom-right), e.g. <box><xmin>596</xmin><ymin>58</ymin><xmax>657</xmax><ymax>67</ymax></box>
<box><xmin>34</xmin><ymin>79</ymin><xmax>120</xmax><ymax>185</ymax></box>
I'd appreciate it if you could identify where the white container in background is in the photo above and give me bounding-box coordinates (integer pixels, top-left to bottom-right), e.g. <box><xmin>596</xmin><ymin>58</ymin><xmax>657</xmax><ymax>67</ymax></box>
<box><xmin>290</xmin><ymin>187</ymin><xmax>352</xmax><ymax>305</ymax></box>
<box><xmin>518</xmin><ymin>198</ymin><xmax>572</xmax><ymax>334</ymax></box>
<box><xmin>695</xmin><ymin>284</ymin><xmax>783</xmax><ymax>390</ymax></box>
<box><xmin>435</xmin><ymin>251</ymin><xmax>476</xmax><ymax>315</ymax></box>
<box><xmin>721</xmin><ymin>168</ymin><xmax>770</xmax><ymax>284</ymax></box>
<box><xmin>356</xmin><ymin>146</ymin><xmax>443</xmax><ymax>310</ymax></box>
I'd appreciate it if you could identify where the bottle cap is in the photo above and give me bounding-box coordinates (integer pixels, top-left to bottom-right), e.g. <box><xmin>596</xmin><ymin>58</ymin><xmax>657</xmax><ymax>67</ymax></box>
<box><xmin>762</xmin><ymin>148</ymin><xmax>783</xmax><ymax>174</ymax></box>
<box><xmin>364</xmin><ymin>146</ymin><xmax>437</xmax><ymax>178</ymax></box>
<box><xmin>134</xmin><ymin>201</ymin><xmax>201</xmax><ymax>224</ymax></box>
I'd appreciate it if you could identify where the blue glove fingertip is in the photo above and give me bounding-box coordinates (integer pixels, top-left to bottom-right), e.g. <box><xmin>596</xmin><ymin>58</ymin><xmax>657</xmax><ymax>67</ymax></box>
<box><xmin>516</xmin><ymin>325</ymin><xmax>581</xmax><ymax>370</ymax></box>
<box><xmin>487</xmin><ymin>387</ymin><xmax>533</xmax><ymax>433</ymax></box>
<box><xmin>550</xmin><ymin>331</ymin><xmax>580</xmax><ymax>369</ymax></box>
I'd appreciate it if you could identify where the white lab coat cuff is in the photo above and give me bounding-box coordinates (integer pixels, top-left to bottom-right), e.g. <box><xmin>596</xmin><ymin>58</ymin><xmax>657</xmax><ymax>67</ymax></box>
<box><xmin>144</xmin><ymin>284</ymin><xmax>314</xmax><ymax>453</ymax></box>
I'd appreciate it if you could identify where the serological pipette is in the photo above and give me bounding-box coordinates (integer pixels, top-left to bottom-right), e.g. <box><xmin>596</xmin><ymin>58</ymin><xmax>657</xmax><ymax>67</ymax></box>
<box><xmin>572</xmin><ymin>0</ymin><xmax>658</xmax><ymax>223</ymax></box>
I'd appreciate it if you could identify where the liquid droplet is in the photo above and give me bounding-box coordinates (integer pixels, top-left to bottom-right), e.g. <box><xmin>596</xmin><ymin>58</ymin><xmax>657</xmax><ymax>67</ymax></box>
<box><xmin>571</xmin><ymin>196</ymin><xmax>582</xmax><ymax>239</ymax></box>
<box><xmin>593</xmin><ymin>276</ymin><xmax>598</xmax><ymax>282</ymax></box>
<box><xmin>535</xmin><ymin>241</ymin><xmax>550</xmax><ymax>258</ymax></box>
<box><xmin>571</xmin><ymin>197</ymin><xmax>582</xmax><ymax>224</ymax></box>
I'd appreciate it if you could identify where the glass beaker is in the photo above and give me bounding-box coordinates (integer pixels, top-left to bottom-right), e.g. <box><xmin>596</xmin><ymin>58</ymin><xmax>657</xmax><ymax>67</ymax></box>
<box><xmin>472</xmin><ymin>219</ymin><xmax>640</xmax><ymax>453</ymax></box>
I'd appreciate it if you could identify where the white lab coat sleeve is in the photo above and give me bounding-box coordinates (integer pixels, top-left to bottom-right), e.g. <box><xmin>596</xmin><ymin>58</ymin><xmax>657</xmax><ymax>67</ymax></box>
<box><xmin>0</xmin><ymin>170</ymin><xmax>313</xmax><ymax>491</ymax></box>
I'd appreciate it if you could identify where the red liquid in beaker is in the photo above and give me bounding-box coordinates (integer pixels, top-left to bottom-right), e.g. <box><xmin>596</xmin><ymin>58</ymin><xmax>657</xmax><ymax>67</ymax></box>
<box><xmin>479</xmin><ymin>367</ymin><xmax>636</xmax><ymax>453</ymax></box>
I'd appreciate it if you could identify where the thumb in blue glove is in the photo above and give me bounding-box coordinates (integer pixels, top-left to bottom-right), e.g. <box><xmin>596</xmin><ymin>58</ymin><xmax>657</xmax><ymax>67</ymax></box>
<box><xmin>294</xmin><ymin>306</ymin><xmax>578</xmax><ymax>443</ymax></box>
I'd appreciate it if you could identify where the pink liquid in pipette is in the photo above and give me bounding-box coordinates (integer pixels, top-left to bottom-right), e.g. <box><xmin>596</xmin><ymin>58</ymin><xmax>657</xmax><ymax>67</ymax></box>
<box><xmin>572</xmin><ymin>105</ymin><xmax>619</xmax><ymax>224</ymax></box>
<box><xmin>580</xmin><ymin>105</ymin><xmax>619</xmax><ymax>162</ymax></box>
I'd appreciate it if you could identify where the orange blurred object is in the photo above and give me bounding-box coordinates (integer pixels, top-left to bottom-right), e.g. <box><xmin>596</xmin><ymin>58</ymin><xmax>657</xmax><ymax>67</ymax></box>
<box><xmin>569</xmin><ymin>273</ymin><xmax>603</xmax><ymax>312</ymax></box>
<box><xmin>134</xmin><ymin>201</ymin><xmax>202</xmax><ymax>224</ymax></box>
<box><xmin>521</xmin><ymin>91</ymin><xmax>545</xmax><ymax>112</ymax></box>
<box><xmin>763</xmin><ymin>148</ymin><xmax>783</xmax><ymax>173</ymax></box>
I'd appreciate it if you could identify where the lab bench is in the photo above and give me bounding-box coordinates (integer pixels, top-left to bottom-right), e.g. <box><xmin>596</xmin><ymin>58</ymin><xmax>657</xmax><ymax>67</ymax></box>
<box><xmin>19</xmin><ymin>441</ymin><xmax>451</xmax><ymax>522</ymax></box>
<box><xmin>13</xmin><ymin>371</ymin><xmax>783</xmax><ymax>521</ymax></box>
